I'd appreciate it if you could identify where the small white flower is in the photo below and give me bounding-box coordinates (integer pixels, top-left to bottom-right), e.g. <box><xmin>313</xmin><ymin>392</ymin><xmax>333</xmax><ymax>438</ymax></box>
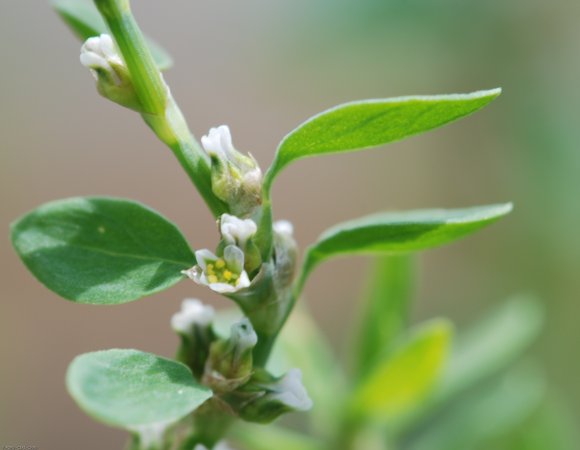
<box><xmin>182</xmin><ymin>247</ymin><xmax>250</xmax><ymax>294</ymax></box>
<box><xmin>201</xmin><ymin>125</ymin><xmax>236</xmax><ymax>161</ymax></box>
<box><xmin>273</xmin><ymin>220</ymin><xmax>294</xmax><ymax>237</ymax></box>
<box><xmin>230</xmin><ymin>318</ymin><xmax>258</xmax><ymax>353</ymax></box>
<box><xmin>220</xmin><ymin>214</ymin><xmax>257</xmax><ymax>249</ymax></box>
<box><xmin>270</xmin><ymin>368</ymin><xmax>313</xmax><ymax>411</ymax></box>
<box><xmin>170</xmin><ymin>298</ymin><xmax>215</xmax><ymax>334</ymax></box>
<box><xmin>202</xmin><ymin>125</ymin><xmax>263</xmax><ymax>216</ymax></box>
<box><xmin>80</xmin><ymin>34</ymin><xmax>123</xmax><ymax>85</ymax></box>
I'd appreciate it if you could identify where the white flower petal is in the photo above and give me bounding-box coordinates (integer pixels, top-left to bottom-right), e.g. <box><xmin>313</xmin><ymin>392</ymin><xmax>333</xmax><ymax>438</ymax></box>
<box><xmin>272</xmin><ymin>369</ymin><xmax>312</xmax><ymax>411</ymax></box>
<box><xmin>235</xmin><ymin>270</ymin><xmax>251</xmax><ymax>290</ymax></box>
<box><xmin>171</xmin><ymin>298</ymin><xmax>214</xmax><ymax>333</ymax></box>
<box><xmin>80</xmin><ymin>34</ymin><xmax>122</xmax><ymax>84</ymax></box>
<box><xmin>194</xmin><ymin>249</ymin><xmax>218</xmax><ymax>271</ymax></box>
<box><xmin>220</xmin><ymin>214</ymin><xmax>257</xmax><ymax>247</ymax></box>
<box><xmin>208</xmin><ymin>282</ymin><xmax>238</xmax><ymax>294</ymax></box>
<box><xmin>230</xmin><ymin>318</ymin><xmax>258</xmax><ymax>351</ymax></box>
<box><xmin>223</xmin><ymin>245</ymin><xmax>245</xmax><ymax>273</ymax></box>
<box><xmin>274</xmin><ymin>220</ymin><xmax>294</xmax><ymax>237</ymax></box>
<box><xmin>202</xmin><ymin>125</ymin><xmax>233</xmax><ymax>157</ymax></box>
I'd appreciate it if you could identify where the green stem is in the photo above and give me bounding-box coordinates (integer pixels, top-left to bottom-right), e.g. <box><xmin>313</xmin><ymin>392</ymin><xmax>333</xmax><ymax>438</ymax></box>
<box><xmin>94</xmin><ymin>0</ymin><xmax>227</xmax><ymax>217</ymax></box>
<box><xmin>255</xmin><ymin>171</ymin><xmax>275</xmax><ymax>261</ymax></box>
<box><xmin>142</xmin><ymin>102</ymin><xmax>228</xmax><ymax>217</ymax></box>
<box><xmin>189</xmin><ymin>399</ymin><xmax>235</xmax><ymax>448</ymax></box>
<box><xmin>94</xmin><ymin>0</ymin><xmax>165</xmax><ymax>115</ymax></box>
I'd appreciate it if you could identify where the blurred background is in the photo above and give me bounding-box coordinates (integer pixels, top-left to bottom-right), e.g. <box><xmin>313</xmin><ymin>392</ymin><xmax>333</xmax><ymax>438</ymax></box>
<box><xmin>1</xmin><ymin>0</ymin><xmax>578</xmax><ymax>447</ymax></box>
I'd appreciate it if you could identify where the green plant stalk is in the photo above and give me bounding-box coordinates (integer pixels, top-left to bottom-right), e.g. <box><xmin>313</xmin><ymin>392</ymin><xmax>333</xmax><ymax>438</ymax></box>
<box><xmin>94</xmin><ymin>0</ymin><xmax>227</xmax><ymax>217</ymax></box>
<box><xmin>255</xmin><ymin>169</ymin><xmax>275</xmax><ymax>261</ymax></box>
<box><xmin>142</xmin><ymin>103</ymin><xmax>228</xmax><ymax>218</ymax></box>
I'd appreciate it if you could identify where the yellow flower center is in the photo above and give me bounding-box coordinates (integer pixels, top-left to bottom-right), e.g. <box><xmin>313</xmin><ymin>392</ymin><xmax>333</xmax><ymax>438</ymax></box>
<box><xmin>206</xmin><ymin>258</ymin><xmax>239</xmax><ymax>285</ymax></box>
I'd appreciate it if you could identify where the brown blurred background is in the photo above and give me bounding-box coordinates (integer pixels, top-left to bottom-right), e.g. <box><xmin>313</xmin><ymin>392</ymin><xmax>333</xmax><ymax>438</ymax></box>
<box><xmin>1</xmin><ymin>0</ymin><xmax>579</xmax><ymax>447</ymax></box>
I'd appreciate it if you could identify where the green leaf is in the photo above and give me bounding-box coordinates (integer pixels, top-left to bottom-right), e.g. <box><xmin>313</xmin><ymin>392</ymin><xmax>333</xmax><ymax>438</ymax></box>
<box><xmin>354</xmin><ymin>255</ymin><xmax>415</xmax><ymax>379</ymax></box>
<box><xmin>437</xmin><ymin>295</ymin><xmax>544</xmax><ymax>403</ymax></box>
<box><xmin>52</xmin><ymin>0</ymin><xmax>173</xmax><ymax>70</ymax></box>
<box><xmin>407</xmin><ymin>364</ymin><xmax>545</xmax><ymax>450</ymax></box>
<box><xmin>230</xmin><ymin>423</ymin><xmax>325</xmax><ymax>450</ymax></box>
<box><xmin>394</xmin><ymin>296</ymin><xmax>544</xmax><ymax>435</ymax></box>
<box><xmin>10</xmin><ymin>197</ymin><xmax>194</xmax><ymax>305</ymax></box>
<box><xmin>266</xmin><ymin>89</ymin><xmax>500</xmax><ymax>183</ymax></box>
<box><xmin>298</xmin><ymin>203</ymin><xmax>512</xmax><ymax>292</ymax></box>
<box><xmin>350</xmin><ymin>319</ymin><xmax>453</xmax><ymax>422</ymax></box>
<box><xmin>67</xmin><ymin>349</ymin><xmax>212</xmax><ymax>430</ymax></box>
<box><xmin>494</xmin><ymin>397</ymin><xmax>580</xmax><ymax>450</ymax></box>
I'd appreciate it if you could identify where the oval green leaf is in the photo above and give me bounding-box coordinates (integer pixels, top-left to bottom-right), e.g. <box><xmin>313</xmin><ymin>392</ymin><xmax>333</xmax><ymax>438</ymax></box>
<box><xmin>267</xmin><ymin>89</ymin><xmax>501</xmax><ymax>183</ymax></box>
<box><xmin>52</xmin><ymin>0</ymin><xmax>173</xmax><ymax>70</ymax></box>
<box><xmin>67</xmin><ymin>349</ymin><xmax>212</xmax><ymax>430</ymax></box>
<box><xmin>10</xmin><ymin>197</ymin><xmax>194</xmax><ymax>305</ymax></box>
<box><xmin>299</xmin><ymin>203</ymin><xmax>512</xmax><ymax>291</ymax></box>
<box><xmin>350</xmin><ymin>319</ymin><xmax>453</xmax><ymax>422</ymax></box>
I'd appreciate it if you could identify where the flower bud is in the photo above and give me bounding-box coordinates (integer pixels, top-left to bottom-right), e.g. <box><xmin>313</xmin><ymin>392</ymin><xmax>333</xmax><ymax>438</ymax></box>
<box><xmin>237</xmin><ymin>368</ymin><xmax>313</xmax><ymax>423</ymax></box>
<box><xmin>272</xmin><ymin>220</ymin><xmax>298</xmax><ymax>289</ymax></box>
<box><xmin>202</xmin><ymin>126</ymin><xmax>263</xmax><ymax>217</ymax></box>
<box><xmin>80</xmin><ymin>34</ymin><xmax>143</xmax><ymax>111</ymax></box>
<box><xmin>171</xmin><ymin>299</ymin><xmax>216</xmax><ymax>378</ymax></box>
<box><xmin>219</xmin><ymin>214</ymin><xmax>261</xmax><ymax>275</ymax></box>
<box><xmin>203</xmin><ymin>318</ymin><xmax>258</xmax><ymax>393</ymax></box>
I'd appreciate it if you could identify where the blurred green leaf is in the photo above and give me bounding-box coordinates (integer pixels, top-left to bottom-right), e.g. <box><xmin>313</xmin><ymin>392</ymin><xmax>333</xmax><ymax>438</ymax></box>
<box><xmin>266</xmin><ymin>89</ymin><xmax>500</xmax><ymax>183</ymax></box>
<box><xmin>66</xmin><ymin>349</ymin><xmax>212</xmax><ymax>430</ymax></box>
<box><xmin>354</xmin><ymin>255</ymin><xmax>415</xmax><ymax>379</ymax></box>
<box><xmin>396</xmin><ymin>296</ymin><xmax>544</xmax><ymax>433</ymax></box>
<box><xmin>298</xmin><ymin>203</ymin><xmax>512</xmax><ymax>292</ymax></box>
<box><xmin>11</xmin><ymin>197</ymin><xmax>194</xmax><ymax>305</ymax></box>
<box><xmin>437</xmin><ymin>295</ymin><xmax>544</xmax><ymax>403</ymax></box>
<box><xmin>52</xmin><ymin>0</ymin><xmax>173</xmax><ymax>70</ymax></box>
<box><xmin>487</xmin><ymin>396</ymin><xmax>579</xmax><ymax>450</ymax></box>
<box><xmin>274</xmin><ymin>305</ymin><xmax>347</xmax><ymax>437</ymax></box>
<box><xmin>351</xmin><ymin>319</ymin><xmax>453</xmax><ymax>422</ymax></box>
<box><xmin>406</xmin><ymin>364</ymin><xmax>545</xmax><ymax>450</ymax></box>
<box><xmin>230</xmin><ymin>423</ymin><xmax>325</xmax><ymax>450</ymax></box>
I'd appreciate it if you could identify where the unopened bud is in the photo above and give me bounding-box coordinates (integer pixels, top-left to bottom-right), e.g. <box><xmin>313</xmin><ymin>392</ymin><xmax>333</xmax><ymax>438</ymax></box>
<box><xmin>202</xmin><ymin>125</ymin><xmax>263</xmax><ymax>217</ymax></box>
<box><xmin>80</xmin><ymin>34</ymin><xmax>143</xmax><ymax>111</ymax></box>
<box><xmin>171</xmin><ymin>299</ymin><xmax>216</xmax><ymax>378</ymax></box>
<box><xmin>203</xmin><ymin>318</ymin><xmax>257</xmax><ymax>393</ymax></box>
<box><xmin>272</xmin><ymin>220</ymin><xmax>298</xmax><ymax>289</ymax></box>
<box><xmin>238</xmin><ymin>368</ymin><xmax>313</xmax><ymax>423</ymax></box>
<box><xmin>171</xmin><ymin>298</ymin><xmax>215</xmax><ymax>334</ymax></box>
<box><xmin>219</xmin><ymin>214</ymin><xmax>261</xmax><ymax>274</ymax></box>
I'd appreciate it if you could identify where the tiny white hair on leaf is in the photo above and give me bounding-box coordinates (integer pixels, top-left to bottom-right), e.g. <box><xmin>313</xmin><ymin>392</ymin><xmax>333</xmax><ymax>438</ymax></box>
<box><xmin>170</xmin><ymin>298</ymin><xmax>215</xmax><ymax>333</ymax></box>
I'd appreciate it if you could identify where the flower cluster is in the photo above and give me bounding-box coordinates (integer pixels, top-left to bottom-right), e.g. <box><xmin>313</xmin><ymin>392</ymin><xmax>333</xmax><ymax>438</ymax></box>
<box><xmin>182</xmin><ymin>214</ymin><xmax>259</xmax><ymax>294</ymax></box>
